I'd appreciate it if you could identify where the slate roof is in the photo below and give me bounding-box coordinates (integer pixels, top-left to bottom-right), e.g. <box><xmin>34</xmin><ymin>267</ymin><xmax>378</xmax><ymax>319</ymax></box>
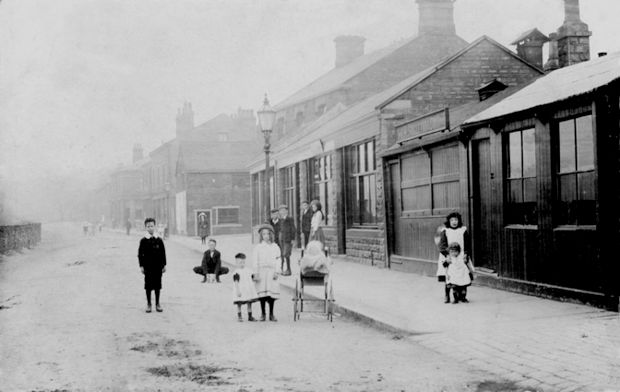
<box><xmin>510</xmin><ymin>28</ymin><xmax>549</xmax><ymax>45</ymax></box>
<box><xmin>274</xmin><ymin>38</ymin><xmax>412</xmax><ymax>110</ymax></box>
<box><xmin>463</xmin><ymin>50</ymin><xmax>620</xmax><ymax>126</ymax></box>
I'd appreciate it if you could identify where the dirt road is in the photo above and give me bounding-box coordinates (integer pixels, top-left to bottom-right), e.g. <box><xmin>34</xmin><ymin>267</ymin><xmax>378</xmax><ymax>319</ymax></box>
<box><xmin>0</xmin><ymin>224</ymin><xmax>510</xmax><ymax>391</ymax></box>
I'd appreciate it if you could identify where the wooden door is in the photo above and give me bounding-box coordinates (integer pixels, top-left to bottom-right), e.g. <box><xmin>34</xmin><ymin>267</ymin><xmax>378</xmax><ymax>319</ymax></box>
<box><xmin>472</xmin><ymin>139</ymin><xmax>495</xmax><ymax>270</ymax></box>
<box><xmin>389</xmin><ymin>162</ymin><xmax>403</xmax><ymax>256</ymax></box>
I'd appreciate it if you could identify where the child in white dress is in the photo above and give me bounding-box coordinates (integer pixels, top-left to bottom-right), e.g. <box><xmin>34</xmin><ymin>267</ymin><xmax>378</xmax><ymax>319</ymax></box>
<box><xmin>232</xmin><ymin>253</ymin><xmax>258</xmax><ymax>322</ymax></box>
<box><xmin>443</xmin><ymin>242</ymin><xmax>475</xmax><ymax>303</ymax></box>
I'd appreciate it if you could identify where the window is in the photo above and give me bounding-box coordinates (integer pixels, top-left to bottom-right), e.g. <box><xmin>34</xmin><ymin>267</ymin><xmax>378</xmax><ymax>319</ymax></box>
<box><xmin>295</xmin><ymin>111</ymin><xmax>304</xmax><ymax>126</ymax></box>
<box><xmin>347</xmin><ymin>140</ymin><xmax>377</xmax><ymax>226</ymax></box>
<box><xmin>251</xmin><ymin>173</ymin><xmax>261</xmax><ymax>225</ymax></box>
<box><xmin>310</xmin><ymin>155</ymin><xmax>332</xmax><ymax>225</ymax></box>
<box><xmin>217</xmin><ymin>132</ymin><xmax>228</xmax><ymax>142</ymax></box>
<box><xmin>215</xmin><ymin>207</ymin><xmax>240</xmax><ymax>225</ymax></box>
<box><xmin>316</xmin><ymin>104</ymin><xmax>326</xmax><ymax>116</ymax></box>
<box><xmin>556</xmin><ymin>114</ymin><xmax>595</xmax><ymax>225</ymax></box>
<box><xmin>506</xmin><ymin>128</ymin><xmax>537</xmax><ymax>225</ymax></box>
<box><xmin>399</xmin><ymin>145</ymin><xmax>460</xmax><ymax>215</ymax></box>
<box><xmin>281</xmin><ymin>165</ymin><xmax>297</xmax><ymax>223</ymax></box>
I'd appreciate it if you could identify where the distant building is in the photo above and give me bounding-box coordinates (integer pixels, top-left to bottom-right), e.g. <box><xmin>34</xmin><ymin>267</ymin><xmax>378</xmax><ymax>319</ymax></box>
<box><xmin>109</xmin><ymin>105</ymin><xmax>257</xmax><ymax>235</ymax></box>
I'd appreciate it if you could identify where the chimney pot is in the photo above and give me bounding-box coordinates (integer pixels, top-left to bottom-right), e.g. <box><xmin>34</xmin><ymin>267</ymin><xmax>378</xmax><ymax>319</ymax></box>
<box><xmin>334</xmin><ymin>35</ymin><xmax>366</xmax><ymax>68</ymax></box>
<box><xmin>416</xmin><ymin>0</ymin><xmax>456</xmax><ymax>36</ymax></box>
<box><xmin>598</xmin><ymin>52</ymin><xmax>607</xmax><ymax>58</ymax></box>
<box><xmin>557</xmin><ymin>0</ymin><xmax>591</xmax><ymax>68</ymax></box>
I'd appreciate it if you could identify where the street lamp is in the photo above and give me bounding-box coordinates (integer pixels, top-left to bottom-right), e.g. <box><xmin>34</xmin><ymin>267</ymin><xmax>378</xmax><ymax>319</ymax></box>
<box><xmin>257</xmin><ymin>93</ymin><xmax>276</xmax><ymax>222</ymax></box>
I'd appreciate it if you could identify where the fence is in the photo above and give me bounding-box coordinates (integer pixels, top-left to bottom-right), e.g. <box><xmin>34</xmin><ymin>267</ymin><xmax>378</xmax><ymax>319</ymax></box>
<box><xmin>0</xmin><ymin>223</ymin><xmax>42</xmax><ymax>254</ymax></box>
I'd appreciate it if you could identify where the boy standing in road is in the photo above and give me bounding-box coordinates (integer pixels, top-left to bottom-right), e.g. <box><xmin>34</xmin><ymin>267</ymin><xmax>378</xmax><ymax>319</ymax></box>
<box><xmin>278</xmin><ymin>205</ymin><xmax>296</xmax><ymax>276</ymax></box>
<box><xmin>138</xmin><ymin>218</ymin><xmax>167</xmax><ymax>313</ymax></box>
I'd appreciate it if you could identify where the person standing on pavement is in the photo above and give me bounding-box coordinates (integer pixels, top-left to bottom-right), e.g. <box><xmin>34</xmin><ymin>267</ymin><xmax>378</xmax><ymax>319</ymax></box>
<box><xmin>278</xmin><ymin>205</ymin><xmax>296</xmax><ymax>276</ymax></box>
<box><xmin>268</xmin><ymin>209</ymin><xmax>281</xmax><ymax>249</ymax></box>
<box><xmin>300</xmin><ymin>200</ymin><xmax>313</xmax><ymax>248</ymax></box>
<box><xmin>443</xmin><ymin>242</ymin><xmax>474</xmax><ymax>303</ymax></box>
<box><xmin>126</xmin><ymin>219</ymin><xmax>132</xmax><ymax>236</ymax></box>
<box><xmin>138</xmin><ymin>218</ymin><xmax>166</xmax><ymax>313</ymax></box>
<box><xmin>438</xmin><ymin>212</ymin><xmax>473</xmax><ymax>303</ymax></box>
<box><xmin>193</xmin><ymin>239</ymin><xmax>229</xmax><ymax>283</ymax></box>
<box><xmin>309</xmin><ymin>200</ymin><xmax>325</xmax><ymax>246</ymax></box>
<box><xmin>199</xmin><ymin>218</ymin><xmax>209</xmax><ymax>245</ymax></box>
<box><xmin>252</xmin><ymin>224</ymin><xmax>281</xmax><ymax>322</ymax></box>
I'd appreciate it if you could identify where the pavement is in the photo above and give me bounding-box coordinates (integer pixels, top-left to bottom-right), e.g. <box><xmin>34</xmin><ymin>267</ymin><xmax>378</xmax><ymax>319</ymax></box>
<box><xmin>170</xmin><ymin>232</ymin><xmax>620</xmax><ymax>392</ymax></box>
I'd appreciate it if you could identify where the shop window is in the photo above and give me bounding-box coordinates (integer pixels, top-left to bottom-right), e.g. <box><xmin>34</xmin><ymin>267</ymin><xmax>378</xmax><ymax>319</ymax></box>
<box><xmin>281</xmin><ymin>165</ymin><xmax>297</xmax><ymax>223</ymax></box>
<box><xmin>347</xmin><ymin>140</ymin><xmax>377</xmax><ymax>226</ymax></box>
<box><xmin>215</xmin><ymin>206</ymin><xmax>240</xmax><ymax>225</ymax></box>
<box><xmin>400</xmin><ymin>145</ymin><xmax>459</xmax><ymax>215</ymax></box>
<box><xmin>556</xmin><ymin>114</ymin><xmax>595</xmax><ymax>225</ymax></box>
<box><xmin>505</xmin><ymin>128</ymin><xmax>537</xmax><ymax>225</ymax></box>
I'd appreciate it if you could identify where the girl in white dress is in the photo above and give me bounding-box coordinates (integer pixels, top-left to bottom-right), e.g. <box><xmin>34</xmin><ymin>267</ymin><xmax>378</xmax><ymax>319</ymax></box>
<box><xmin>232</xmin><ymin>253</ymin><xmax>258</xmax><ymax>322</ymax></box>
<box><xmin>252</xmin><ymin>224</ymin><xmax>281</xmax><ymax>322</ymax></box>
<box><xmin>444</xmin><ymin>243</ymin><xmax>474</xmax><ymax>303</ymax></box>
<box><xmin>438</xmin><ymin>212</ymin><xmax>474</xmax><ymax>303</ymax></box>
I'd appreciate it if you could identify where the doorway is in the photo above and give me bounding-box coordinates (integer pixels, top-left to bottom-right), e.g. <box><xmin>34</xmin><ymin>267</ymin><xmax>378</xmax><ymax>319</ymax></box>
<box><xmin>472</xmin><ymin>138</ymin><xmax>495</xmax><ymax>271</ymax></box>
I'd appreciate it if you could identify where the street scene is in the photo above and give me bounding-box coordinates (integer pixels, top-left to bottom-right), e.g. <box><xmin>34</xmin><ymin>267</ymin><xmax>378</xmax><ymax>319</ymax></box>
<box><xmin>2</xmin><ymin>0</ymin><xmax>620</xmax><ymax>391</ymax></box>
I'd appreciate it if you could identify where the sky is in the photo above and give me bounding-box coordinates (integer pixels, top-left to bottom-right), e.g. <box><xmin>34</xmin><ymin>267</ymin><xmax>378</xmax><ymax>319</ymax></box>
<box><xmin>1</xmin><ymin>0</ymin><xmax>619</xmax><ymax>221</ymax></box>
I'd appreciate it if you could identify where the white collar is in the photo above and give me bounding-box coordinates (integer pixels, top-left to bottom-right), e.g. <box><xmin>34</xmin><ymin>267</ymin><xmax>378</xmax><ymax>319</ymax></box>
<box><xmin>145</xmin><ymin>232</ymin><xmax>159</xmax><ymax>239</ymax></box>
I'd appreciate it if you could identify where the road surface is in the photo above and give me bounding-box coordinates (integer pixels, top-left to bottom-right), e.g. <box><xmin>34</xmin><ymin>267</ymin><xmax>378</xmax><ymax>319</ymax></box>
<box><xmin>1</xmin><ymin>224</ymin><xmax>514</xmax><ymax>392</ymax></box>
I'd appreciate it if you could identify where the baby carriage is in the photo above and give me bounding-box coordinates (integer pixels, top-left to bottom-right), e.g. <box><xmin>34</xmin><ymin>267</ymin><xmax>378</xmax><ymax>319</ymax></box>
<box><xmin>292</xmin><ymin>240</ymin><xmax>335</xmax><ymax>322</ymax></box>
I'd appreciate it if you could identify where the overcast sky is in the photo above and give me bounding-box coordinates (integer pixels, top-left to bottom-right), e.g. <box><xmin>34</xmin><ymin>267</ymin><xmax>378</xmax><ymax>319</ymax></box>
<box><xmin>1</xmin><ymin>0</ymin><xmax>619</xmax><ymax>220</ymax></box>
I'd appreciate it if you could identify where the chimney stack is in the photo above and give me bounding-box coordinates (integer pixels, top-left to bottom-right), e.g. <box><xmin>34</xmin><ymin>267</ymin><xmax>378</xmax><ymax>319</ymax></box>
<box><xmin>416</xmin><ymin>0</ymin><xmax>456</xmax><ymax>36</ymax></box>
<box><xmin>510</xmin><ymin>28</ymin><xmax>549</xmax><ymax>69</ymax></box>
<box><xmin>556</xmin><ymin>0</ymin><xmax>591</xmax><ymax>68</ymax></box>
<box><xmin>176</xmin><ymin>101</ymin><xmax>195</xmax><ymax>136</ymax></box>
<box><xmin>544</xmin><ymin>33</ymin><xmax>560</xmax><ymax>72</ymax></box>
<box><xmin>334</xmin><ymin>35</ymin><xmax>365</xmax><ymax>68</ymax></box>
<box><xmin>132</xmin><ymin>143</ymin><xmax>144</xmax><ymax>163</ymax></box>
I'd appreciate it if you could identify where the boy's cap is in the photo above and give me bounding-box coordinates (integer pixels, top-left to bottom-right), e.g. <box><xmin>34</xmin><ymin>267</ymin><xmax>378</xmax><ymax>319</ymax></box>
<box><xmin>270</xmin><ymin>208</ymin><xmax>279</xmax><ymax>213</ymax></box>
<box><xmin>278</xmin><ymin>204</ymin><xmax>288</xmax><ymax>210</ymax></box>
<box><xmin>235</xmin><ymin>253</ymin><xmax>246</xmax><ymax>259</ymax></box>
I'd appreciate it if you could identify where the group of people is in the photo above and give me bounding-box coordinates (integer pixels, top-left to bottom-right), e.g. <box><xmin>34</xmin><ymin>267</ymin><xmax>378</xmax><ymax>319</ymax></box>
<box><xmin>435</xmin><ymin>212</ymin><xmax>475</xmax><ymax>304</ymax></box>
<box><xmin>137</xmin><ymin>199</ymin><xmax>327</xmax><ymax>321</ymax></box>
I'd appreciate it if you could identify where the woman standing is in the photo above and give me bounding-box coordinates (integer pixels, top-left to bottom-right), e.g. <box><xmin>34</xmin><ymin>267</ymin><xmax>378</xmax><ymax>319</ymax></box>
<box><xmin>252</xmin><ymin>224</ymin><xmax>281</xmax><ymax>321</ymax></box>
<box><xmin>309</xmin><ymin>199</ymin><xmax>325</xmax><ymax>246</ymax></box>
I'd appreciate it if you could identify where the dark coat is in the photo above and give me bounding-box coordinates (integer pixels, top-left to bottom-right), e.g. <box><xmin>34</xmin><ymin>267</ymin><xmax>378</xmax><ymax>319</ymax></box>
<box><xmin>138</xmin><ymin>236</ymin><xmax>167</xmax><ymax>290</ymax></box>
<box><xmin>138</xmin><ymin>236</ymin><xmax>167</xmax><ymax>271</ymax></box>
<box><xmin>279</xmin><ymin>216</ymin><xmax>296</xmax><ymax>243</ymax></box>
<box><xmin>199</xmin><ymin>223</ymin><xmax>209</xmax><ymax>238</ymax></box>
<box><xmin>202</xmin><ymin>249</ymin><xmax>222</xmax><ymax>275</ymax></box>
<box><xmin>269</xmin><ymin>218</ymin><xmax>281</xmax><ymax>245</ymax></box>
<box><xmin>301</xmin><ymin>208</ymin><xmax>313</xmax><ymax>234</ymax></box>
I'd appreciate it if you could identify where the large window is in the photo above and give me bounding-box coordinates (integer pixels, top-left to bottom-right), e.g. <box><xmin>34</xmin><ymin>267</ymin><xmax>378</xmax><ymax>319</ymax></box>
<box><xmin>215</xmin><ymin>206</ymin><xmax>240</xmax><ymax>225</ymax></box>
<box><xmin>556</xmin><ymin>114</ymin><xmax>595</xmax><ymax>225</ymax></box>
<box><xmin>347</xmin><ymin>139</ymin><xmax>377</xmax><ymax>226</ymax></box>
<box><xmin>506</xmin><ymin>128</ymin><xmax>537</xmax><ymax>225</ymax></box>
<box><xmin>281</xmin><ymin>165</ymin><xmax>297</xmax><ymax>222</ymax></box>
<box><xmin>310</xmin><ymin>155</ymin><xmax>332</xmax><ymax>225</ymax></box>
<box><xmin>251</xmin><ymin>173</ymin><xmax>261</xmax><ymax>225</ymax></box>
<box><xmin>400</xmin><ymin>145</ymin><xmax>459</xmax><ymax>215</ymax></box>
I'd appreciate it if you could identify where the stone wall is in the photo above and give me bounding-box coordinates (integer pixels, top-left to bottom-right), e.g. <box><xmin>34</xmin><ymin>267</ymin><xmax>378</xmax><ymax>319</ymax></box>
<box><xmin>0</xmin><ymin>223</ymin><xmax>41</xmax><ymax>254</ymax></box>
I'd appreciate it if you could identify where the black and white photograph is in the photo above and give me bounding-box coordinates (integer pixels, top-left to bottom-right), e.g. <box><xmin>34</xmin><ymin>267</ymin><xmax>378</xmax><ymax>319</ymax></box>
<box><xmin>1</xmin><ymin>0</ymin><xmax>620</xmax><ymax>391</ymax></box>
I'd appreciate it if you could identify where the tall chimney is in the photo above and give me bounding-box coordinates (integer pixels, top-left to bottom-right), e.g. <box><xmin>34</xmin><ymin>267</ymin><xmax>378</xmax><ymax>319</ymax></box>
<box><xmin>556</xmin><ymin>0</ymin><xmax>591</xmax><ymax>68</ymax></box>
<box><xmin>132</xmin><ymin>143</ymin><xmax>144</xmax><ymax>163</ymax></box>
<box><xmin>416</xmin><ymin>0</ymin><xmax>456</xmax><ymax>36</ymax></box>
<box><xmin>334</xmin><ymin>35</ymin><xmax>365</xmax><ymax>68</ymax></box>
<box><xmin>544</xmin><ymin>32</ymin><xmax>560</xmax><ymax>72</ymax></box>
<box><xmin>176</xmin><ymin>101</ymin><xmax>195</xmax><ymax>136</ymax></box>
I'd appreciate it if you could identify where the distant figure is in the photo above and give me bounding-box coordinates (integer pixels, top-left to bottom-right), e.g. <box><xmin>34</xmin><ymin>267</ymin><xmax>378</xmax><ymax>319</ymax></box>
<box><xmin>138</xmin><ymin>218</ymin><xmax>167</xmax><ymax>313</ymax></box>
<box><xmin>199</xmin><ymin>218</ymin><xmax>209</xmax><ymax>245</ymax></box>
<box><xmin>278</xmin><ymin>204</ymin><xmax>295</xmax><ymax>276</ymax></box>
<box><xmin>268</xmin><ymin>209</ymin><xmax>281</xmax><ymax>249</ymax></box>
<box><xmin>309</xmin><ymin>200</ymin><xmax>325</xmax><ymax>246</ymax></box>
<box><xmin>125</xmin><ymin>219</ymin><xmax>132</xmax><ymax>236</ymax></box>
<box><xmin>82</xmin><ymin>221</ymin><xmax>89</xmax><ymax>236</ymax></box>
<box><xmin>300</xmin><ymin>200</ymin><xmax>313</xmax><ymax>248</ymax></box>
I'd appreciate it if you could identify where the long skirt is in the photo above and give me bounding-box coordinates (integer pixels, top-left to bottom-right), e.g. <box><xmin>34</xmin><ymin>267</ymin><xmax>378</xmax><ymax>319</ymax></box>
<box><xmin>310</xmin><ymin>227</ymin><xmax>325</xmax><ymax>245</ymax></box>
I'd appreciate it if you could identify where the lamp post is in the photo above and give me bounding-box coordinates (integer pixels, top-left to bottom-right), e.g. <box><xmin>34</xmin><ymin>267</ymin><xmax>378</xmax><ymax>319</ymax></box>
<box><xmin>257</xmin><ymin>94</ymin><xmax>276</xmax><ymax>222</ymax></box>
<box><xmin>164</xmin><ymin>181</ymin><xmax>170</xmax><ymax>236</ymax></box>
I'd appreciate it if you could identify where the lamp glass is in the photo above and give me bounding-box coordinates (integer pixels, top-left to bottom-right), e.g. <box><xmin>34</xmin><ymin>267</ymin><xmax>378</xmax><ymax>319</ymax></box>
<box><xmin>257</xmin><ymin>94</ymin><xmax>276</xmax><ymax>132</ymax></box>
